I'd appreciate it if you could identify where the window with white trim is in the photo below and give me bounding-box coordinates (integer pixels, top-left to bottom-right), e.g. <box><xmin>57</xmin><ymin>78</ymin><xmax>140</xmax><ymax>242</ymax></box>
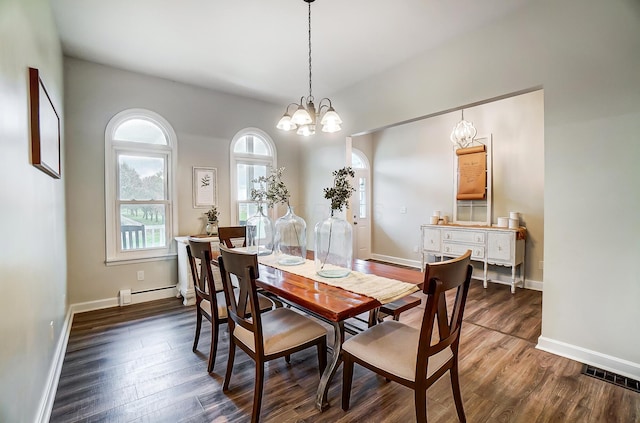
<box><xmin>105</xmin><ymin>109</ymin><xmax>178</xmax><ymax>263</ymax></box>
<box><xmin>230</xmin><ymin>128</ymin><xmax>277</xmax><ymax>225</ymax></box>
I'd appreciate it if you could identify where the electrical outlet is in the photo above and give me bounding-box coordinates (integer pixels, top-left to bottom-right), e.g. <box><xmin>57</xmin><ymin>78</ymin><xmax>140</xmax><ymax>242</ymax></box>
<box><xmin>538</xmin><ymin>261</ymin><xmax>544</xmax><ymax>270</ymax></box>
<box><xmin>137</xmin><ymin>270</ymin><xmax>144</xmax><ymax>281</ymax></box>
<box><xmin>400</xmin><ymin>206</ymin><xmax>407</xmax><ymax>214</ymax></box>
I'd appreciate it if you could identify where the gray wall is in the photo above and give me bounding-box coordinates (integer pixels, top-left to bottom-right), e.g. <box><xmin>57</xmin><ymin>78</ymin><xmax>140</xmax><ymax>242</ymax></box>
<box><xmin>301</xmin><ymin>0</ymin><xmax>640</xmax><ymax>375</ymax></box>
<box><xmin>367</xmin><ymin>90</ymin><xmax>544</xmax><ymax>283</ymax></box>
<box><xmin>0</xmin><ymin>0</ymin><xmax>65</xmax><ymax>421</ymax></box>
<box><xmin>64</xmin><ymin>57</ymin><xmax>302</xmax><ymax>304</ymax></box>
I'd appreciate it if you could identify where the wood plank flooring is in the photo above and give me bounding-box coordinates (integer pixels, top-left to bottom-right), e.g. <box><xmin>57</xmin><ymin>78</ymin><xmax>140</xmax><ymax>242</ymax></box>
<box><xmin>51</xmin><ymin>281</ymin><xmax>639</xmax><ymax>422</ymax></box>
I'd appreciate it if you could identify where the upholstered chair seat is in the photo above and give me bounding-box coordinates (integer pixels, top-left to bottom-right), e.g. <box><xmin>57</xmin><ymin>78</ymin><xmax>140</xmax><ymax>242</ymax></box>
<box><xmin>233</xmin><ymin>307</ymin><xmax>327</xmax><ymax>356</ymax></box>
<box><xmin>342</xmin><ymin>320</ymin><xmax>453</xmax><ymax>381</ymax></box>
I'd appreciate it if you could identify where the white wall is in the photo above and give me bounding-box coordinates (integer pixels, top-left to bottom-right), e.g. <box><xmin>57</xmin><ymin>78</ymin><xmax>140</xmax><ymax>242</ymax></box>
<box><xmin>0</xmin><ymin>0</ymin><xmax>66</xmax><ymax>421</ymax></box>
<box><xmin>64</xmin><ymin>58</ymin><xmax>301</xmax><ymax>305</ymax></box>
<box><xmin>367</xmin><ymin>90</ymin><xmax>544</xmax><ymax>283</ymax></box>
<box><xmin>302</xmin><ymin>0</ymin><xmax>640</xmax><ymax>377</ymax></box>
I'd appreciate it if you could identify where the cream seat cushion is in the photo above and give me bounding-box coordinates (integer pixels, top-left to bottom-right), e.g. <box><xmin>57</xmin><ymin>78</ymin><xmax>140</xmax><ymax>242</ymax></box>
<box><xmin>200</xmin><ymin>291</ymin><xmax>272</xmax><ymax>319</ymax></box>
<box><xmin>233</xmin><ymin>308</ymin><xmax>327</xmax><ymax>356</ymax></box>
<box><xmin>342</xmin><ymin>320</ymin><xmax>453</xmax><ymax>381</ymax></box>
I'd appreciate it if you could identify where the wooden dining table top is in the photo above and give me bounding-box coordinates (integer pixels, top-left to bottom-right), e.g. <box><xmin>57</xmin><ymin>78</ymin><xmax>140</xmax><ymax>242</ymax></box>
<box><xmin>256</xmin><ymin>258</ymin><xmax>424</xmax><ymax>322</ymax></box>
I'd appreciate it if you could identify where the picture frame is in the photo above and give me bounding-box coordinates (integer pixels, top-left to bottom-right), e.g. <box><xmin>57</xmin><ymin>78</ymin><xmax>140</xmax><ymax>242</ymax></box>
<box><xmin>193</xmin><ymin>166</ymin><xmax>218</xmax><ymax>208</ymax></box>
<box><xmin>29</xmin><ymin>67</ymin><xmax>61</xmax><ymax>179</ymax></box>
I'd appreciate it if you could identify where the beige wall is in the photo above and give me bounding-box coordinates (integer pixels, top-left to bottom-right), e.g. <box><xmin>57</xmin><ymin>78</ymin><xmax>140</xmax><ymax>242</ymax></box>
<box><xmin>0</xmin><ymin>0</ymin><xmax>65</xmax><ymax>421</ymax></box>
<box><xmin>301</xmin><ymin>0</ymin><xmax>640</xmax><ymax>376</ymax></box>
<box><xmin>366</xmin><ymin>90</ymin><xmax>544</xmax><ymax>283</ymax></box>
<box><xmin>64</xmin><ymin>58</ymin><xmax>301</xmax><ymax>305</ymax></box>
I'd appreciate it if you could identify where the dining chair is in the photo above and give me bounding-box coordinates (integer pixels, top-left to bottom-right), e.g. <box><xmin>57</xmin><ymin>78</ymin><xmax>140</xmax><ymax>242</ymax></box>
<box><xmin>217</xmin><ymin>225</ymin><xmax>247</xmax><ymax>248</ymax></box>
<box><xmin>218</xmin><ymin>225</ymin><xmax>284</xmax><ymax>309</ymax></box>
<box><xmin>187</xmin><ymin>241</ymin><xmax>273</xmax><ymax>373</ymax></box>
<box><xmin>217</xmin><ymin>245</ymin><xmax>328</xmax><ymax>423</ymax></box>
<box><xmin>342</xmin><ymin>250</ymin><xmax>473</xmax><ymax>423</ymax></box>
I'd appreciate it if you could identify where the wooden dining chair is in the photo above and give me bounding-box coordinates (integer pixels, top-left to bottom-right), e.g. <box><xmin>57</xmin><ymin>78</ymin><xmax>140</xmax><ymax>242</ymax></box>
<box><xmin>342</xmin><ymin>250</ymin><xmax>473</xmax><ymax>423</ymax></box>
<box><xmin>217</xmin><ymin>245</ymin><xmax>328</xmax><ymax>423</ymax></box>
<box><xmin>187</xmin><ymin>240</ymin><xmax>273</xmax><ymax>373</ymax></box>
<box><xmin>217</xmin><ymin>225</ymin><xmax>247</xmax><ymax>248</ymax></box>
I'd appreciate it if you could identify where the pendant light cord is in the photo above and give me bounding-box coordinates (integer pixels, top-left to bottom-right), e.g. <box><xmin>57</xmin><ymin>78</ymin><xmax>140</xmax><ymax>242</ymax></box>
<box><xmin>307</xmin><ymin>1</ymin><xmax>313</xmax><ymax>101</ymax></box>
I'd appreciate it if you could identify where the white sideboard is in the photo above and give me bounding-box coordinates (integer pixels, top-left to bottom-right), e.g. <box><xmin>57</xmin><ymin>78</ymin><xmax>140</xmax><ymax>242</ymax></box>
<box><xmin>420</xmin><ymin>224</ymin><xmax>525</xmax><ymax>293</ymax></box>
<box><xmin>175</xmin><ymin>236</ymin><xmax>219</xmax><ymax>306</ymax></box>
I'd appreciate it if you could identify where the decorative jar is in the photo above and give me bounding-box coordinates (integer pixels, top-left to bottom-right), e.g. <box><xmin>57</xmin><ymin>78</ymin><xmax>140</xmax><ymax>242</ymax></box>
<box><xmin>246</xmin><ymin>205</ymin><xmax>274</xmax><ymax>256</ymax></box>
<box><xmin>314</xmin><ymin>210</ymin><xmax>352</xmax><ymax>277</ymax></box>
<box><xmin>274</xmin><ymin>206</ymin><xmax>307</xmax><ymax>265</ymax></box>
<box><xmin>205</xmin><ymin>220</ymin><xmax>218</xmax><ymax>236</ymax></box>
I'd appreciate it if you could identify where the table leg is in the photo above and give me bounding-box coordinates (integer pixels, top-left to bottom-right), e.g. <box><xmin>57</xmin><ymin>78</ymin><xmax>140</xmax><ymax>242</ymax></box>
<box><xmin>315</xmin><ymin>321</ymin><xmax>344</xmax><ymax>411</ymax></box>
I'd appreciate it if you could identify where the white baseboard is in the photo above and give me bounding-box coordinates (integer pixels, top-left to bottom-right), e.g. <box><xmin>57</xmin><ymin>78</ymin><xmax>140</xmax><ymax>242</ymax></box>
<box><xmin>36</xmin><ymin>285</ymin><xmax>179</xmax><ymax>422</ymax></box>
<box><xmin>370</xmin><ymin>253</ymin><xmax>421</xmax><ymax>269</ymax></box>
<box><xmin>36</xmin><ymin>306</ymin><xmax>73</xmax><ymax>423</ymax></box>
<box><xmin>537</xmin><ymin>336</ymin><xmax>640</xmax><ymax>380</ymax></box>
<box><xmin>71</xmin><ymin>285</ymin><xmax>178</xmax><ymax>314</ymax></box>
<box><xmin>370</xmin><ymin>254</ymin><xmax>543</xmax><ymax>291</ymax></box>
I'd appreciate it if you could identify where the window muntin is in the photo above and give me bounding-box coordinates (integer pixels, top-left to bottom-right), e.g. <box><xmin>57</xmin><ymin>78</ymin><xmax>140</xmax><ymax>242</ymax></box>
<box><xmin>105</xmin><ymin>109</ymin><xmax>177</xmax><ymax>263</ymax></box>
<box><xmin>230</xmin><ymin>129</ymin><xmax>276</xmax><ymax>225</ymax></box>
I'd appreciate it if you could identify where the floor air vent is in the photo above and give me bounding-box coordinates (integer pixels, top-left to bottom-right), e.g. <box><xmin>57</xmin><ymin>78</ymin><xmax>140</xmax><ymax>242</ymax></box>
<box><xmin>581</xmin><ymin>364</ymin><xmax>640</xmax><ymax>393</ymax></box>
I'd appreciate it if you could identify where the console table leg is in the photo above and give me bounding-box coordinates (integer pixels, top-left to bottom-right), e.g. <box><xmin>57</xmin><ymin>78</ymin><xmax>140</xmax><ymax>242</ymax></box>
<box><xmin>511</xmin><ymin>266</ymin><xmax>517</xmax><ymax>294</ymax></box>
<box><xmin>315</xmin><ymin>321</ymin><xmax>344</xmax><ymax>411</ymax></box>
<box><xmin>483</xmin><ymin>261</ymin><xmax>488</xmax><ymax>288</ymax></box>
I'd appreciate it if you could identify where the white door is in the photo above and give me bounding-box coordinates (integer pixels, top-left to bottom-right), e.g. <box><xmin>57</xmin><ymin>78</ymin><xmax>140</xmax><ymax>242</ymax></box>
<box><xmin>351</xmin><ymin>150</ymin><xmax>371</xmax><ymax>260</ymax></box>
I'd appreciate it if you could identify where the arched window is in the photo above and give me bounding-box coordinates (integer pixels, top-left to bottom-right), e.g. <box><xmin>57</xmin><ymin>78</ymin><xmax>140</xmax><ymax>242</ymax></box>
<box><xmin>105</xmin><ymin>109</ymin><xmax>178</xmax><ymax>263</ymax></box>
<box><xmin>230</xmin><ymin>128</ymin><xmax>277</xmax><ymax>225</ymax></box>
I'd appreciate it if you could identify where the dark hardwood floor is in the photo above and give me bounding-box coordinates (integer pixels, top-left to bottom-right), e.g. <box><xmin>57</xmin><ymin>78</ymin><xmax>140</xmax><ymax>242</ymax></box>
<box><xmin>51</xmin><ymin>281</ymin><xmax>639</xmax><ymax>422</ymax></box>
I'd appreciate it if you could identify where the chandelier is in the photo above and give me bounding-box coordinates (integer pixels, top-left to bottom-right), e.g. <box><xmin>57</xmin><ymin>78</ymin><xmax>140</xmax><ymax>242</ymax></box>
<box><xmin>450</xmin><ymin>109</ymin><xmax>477</xmax><ymax>148</ymax></box>
<box><xmin>276</xmin><ymin>0</ymin><xmax>342</xmax><ymax>136</ymax></box>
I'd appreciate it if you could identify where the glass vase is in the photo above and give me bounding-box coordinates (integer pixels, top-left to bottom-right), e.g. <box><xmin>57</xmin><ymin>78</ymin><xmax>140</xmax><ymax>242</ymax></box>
<box><xmin>274</xmin><ymin>206</ymin><xmax>307</xmax><ymax>265</ymax></box>
<box><xmin>205</xmin><ymin>220</ymin><xmax>218</xmax><ymax>236</ymax></box>
<box><xmin>314</xmin><ymin>209</ymin><xmax>352</xmax><ymax>277</ymax></box>
<box><xmin>246</xmin><ymin>205</ymin><xmax>274</xmax><ymax>256</ymax></box>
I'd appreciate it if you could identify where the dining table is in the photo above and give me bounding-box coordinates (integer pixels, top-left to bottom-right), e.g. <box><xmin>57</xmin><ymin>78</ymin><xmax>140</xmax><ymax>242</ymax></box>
<box><xmin>254</xmin><ymin>255</ymin><xmax>424</xmax><ymax>411</ymax></box>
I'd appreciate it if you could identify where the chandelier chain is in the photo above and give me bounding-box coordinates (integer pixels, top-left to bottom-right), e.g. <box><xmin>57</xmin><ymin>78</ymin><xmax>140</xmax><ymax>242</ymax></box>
<box><xmin>307</xmin><ymin>0</ymin><xmax>313</xmax><ymax>101</ymax></box>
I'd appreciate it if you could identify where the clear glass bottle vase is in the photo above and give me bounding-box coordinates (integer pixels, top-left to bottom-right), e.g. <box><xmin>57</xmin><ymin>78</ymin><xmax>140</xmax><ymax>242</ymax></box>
<box><xmin>246</xmin><ymin>205</ymin><xmax>274</xmax><ymax>256</ymax></box>
<box><xmin>314</xmin><ymin>209</ymin><xmax>352</xmax><ymax>278</ymax></box>
<box><xmin>205</xmin><ymin>220</ymin><xmax>218</xmax><ymax>236</ymax></box>
<box><xmin>274</xmin><ymin>205</ymin><xmax>307</xmax><ymax>265</ymax></box>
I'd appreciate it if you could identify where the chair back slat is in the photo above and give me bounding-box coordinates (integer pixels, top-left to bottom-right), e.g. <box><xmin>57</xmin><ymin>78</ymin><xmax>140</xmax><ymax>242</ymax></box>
<box><xmin>187</xmin><ymin>240</ymin><xmax>213</xmax><ymax>292</ymax></box>
<box><xmin>218</xmin><ymin>226</ymin><xmax>247</xmax><ymax>248</ymax></box>
<box><xmin>217</xmin><ymin>245</ymin><xmax>264</xmax><ymax>354</ymax></box>
<box><xmin>418</xmin><ymin>250</ymin><xmax>473</xmax><ymax>377</ymax></box>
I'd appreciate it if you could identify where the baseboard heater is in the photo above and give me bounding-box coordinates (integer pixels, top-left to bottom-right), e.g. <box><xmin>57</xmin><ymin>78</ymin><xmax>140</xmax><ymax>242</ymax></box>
<box><xmin>119</xmin><ymin>285</ymin><xmax>177</xmax><ymax>306</ymax></box>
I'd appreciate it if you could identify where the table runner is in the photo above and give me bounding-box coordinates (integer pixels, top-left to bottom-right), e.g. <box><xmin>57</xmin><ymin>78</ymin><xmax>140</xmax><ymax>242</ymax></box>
<box><xmin>258</xmin><ymin>254</ymin><xmax>419</xmax><ymax>304</ymax></box>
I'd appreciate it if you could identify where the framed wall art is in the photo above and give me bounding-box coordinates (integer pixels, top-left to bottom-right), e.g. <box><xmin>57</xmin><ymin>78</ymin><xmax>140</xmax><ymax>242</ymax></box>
<box><xmin>29</xmin><ymin>67</ymin><xmax>61</xmax><ymax>179</ymax></box>
<box><xmin>193</xmin><ymin>166</ymin><xmax>218</xmax><ymax>208</ymax></box>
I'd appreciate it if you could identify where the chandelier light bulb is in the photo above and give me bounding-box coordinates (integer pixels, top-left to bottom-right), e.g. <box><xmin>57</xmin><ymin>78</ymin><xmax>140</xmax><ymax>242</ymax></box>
<box><xmin>276</xmin><ymin>114</ymin><xmax>297</xmax><ymax>131</ymax></box>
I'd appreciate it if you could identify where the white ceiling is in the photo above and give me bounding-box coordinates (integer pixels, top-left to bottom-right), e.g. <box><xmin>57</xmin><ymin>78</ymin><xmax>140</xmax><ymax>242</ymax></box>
<box><xmin>51</xmin><ymin>0</ymin><xmax>532</xmax><ymax>105</ymax></box>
